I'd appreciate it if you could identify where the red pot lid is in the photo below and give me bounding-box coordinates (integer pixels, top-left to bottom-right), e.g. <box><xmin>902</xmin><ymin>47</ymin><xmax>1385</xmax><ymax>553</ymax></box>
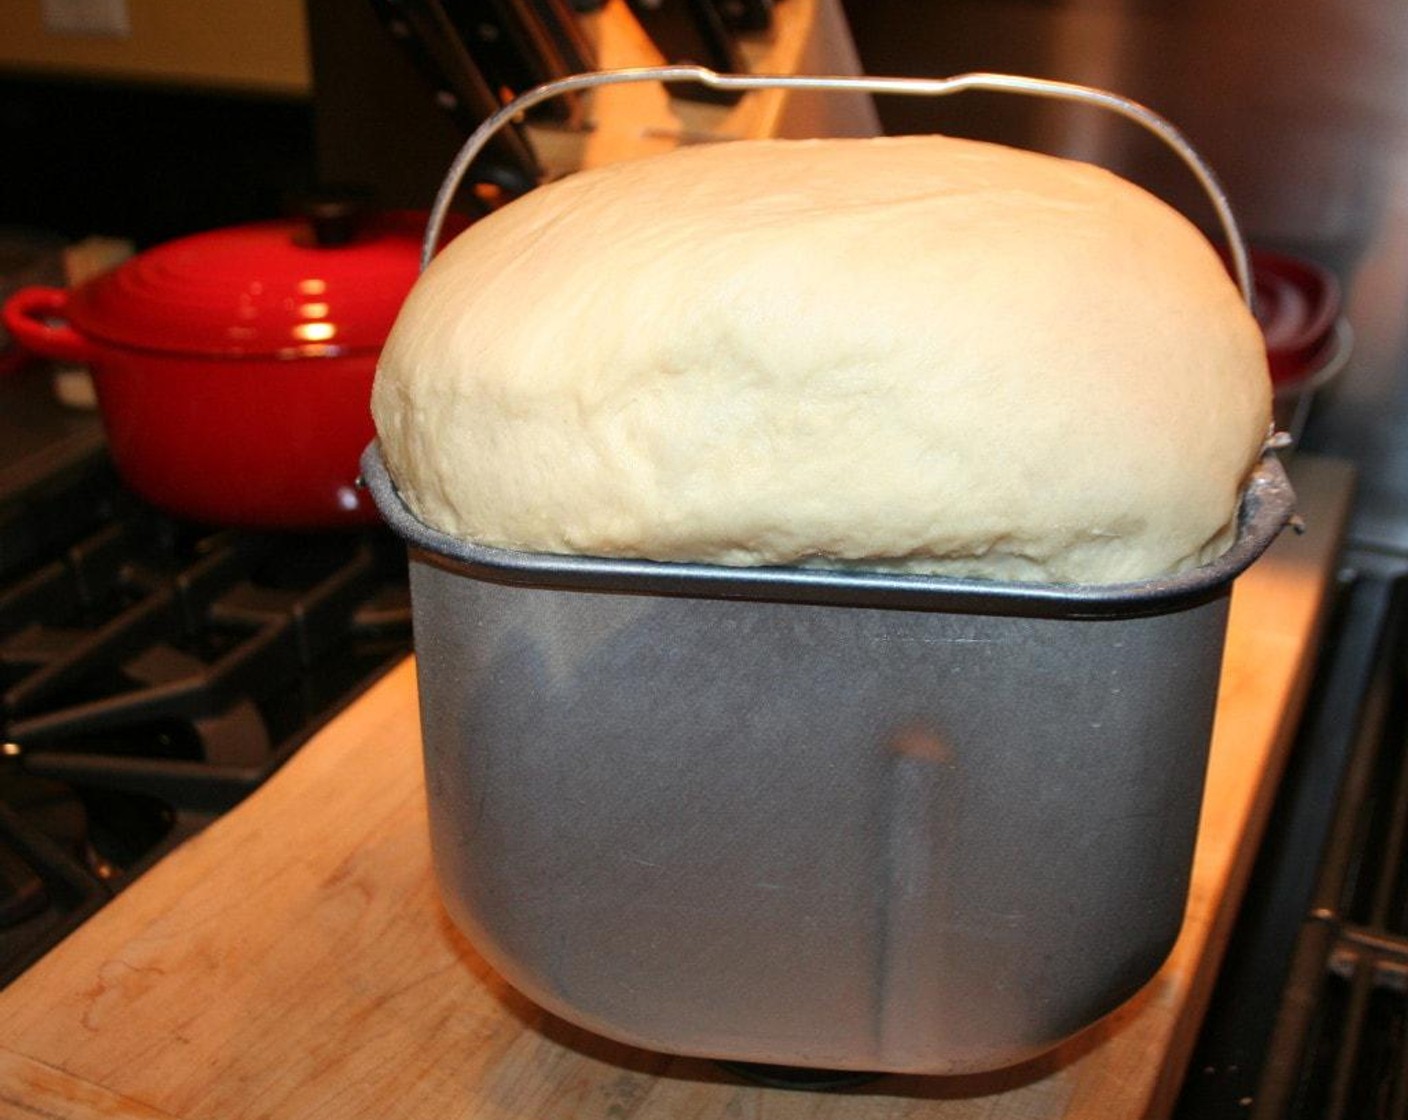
<box><xmin>1232</xmin><ymin>246</ymin><xmax>1343</xmax><ymax>388</ymax></box>
<box><xmin>64</xmin><ymin>209</ymin><xmax>455</xmax><ymax>359</ymax></box>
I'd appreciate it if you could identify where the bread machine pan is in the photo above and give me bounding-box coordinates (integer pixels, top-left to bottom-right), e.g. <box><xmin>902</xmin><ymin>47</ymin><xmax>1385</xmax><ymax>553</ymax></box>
<box><xmin>362</xmin><ymin>441</ymin><xmax>1295</xmax><ymax>1075</ymax></box>
<box><xmin>369</xmin><ymin>65</ymin><xmax>1292</xmax><ymax>1076</ymax></box>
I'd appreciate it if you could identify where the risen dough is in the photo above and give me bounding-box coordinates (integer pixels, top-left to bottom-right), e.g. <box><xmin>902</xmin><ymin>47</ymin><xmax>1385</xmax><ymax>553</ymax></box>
<box><xmin>372</xmin><ymin>135</ymin><xmax>1271</xmax><ymax>583</ymax></box>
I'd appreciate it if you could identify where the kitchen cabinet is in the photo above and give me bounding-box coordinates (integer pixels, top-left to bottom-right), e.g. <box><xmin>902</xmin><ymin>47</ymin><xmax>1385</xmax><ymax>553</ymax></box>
<box><xmin>0</xmin><ymin>0</ymin><xmax>309</xmax><ymax>95</ymax></box>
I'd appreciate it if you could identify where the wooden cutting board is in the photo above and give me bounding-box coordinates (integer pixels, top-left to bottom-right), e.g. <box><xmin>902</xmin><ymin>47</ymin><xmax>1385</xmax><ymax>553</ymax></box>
<box><xmin>0</xmin><ymin>456</ymin><xmax>1353</xmax><ymax>1120</ymax></box>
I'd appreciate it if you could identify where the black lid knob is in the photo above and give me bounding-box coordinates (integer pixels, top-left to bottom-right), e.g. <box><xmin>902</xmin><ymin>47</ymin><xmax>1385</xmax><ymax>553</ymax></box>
<box><xmin>296</xmin><ymin>187</ymin><xmax>375</xmax><ymax>247</ymax></box>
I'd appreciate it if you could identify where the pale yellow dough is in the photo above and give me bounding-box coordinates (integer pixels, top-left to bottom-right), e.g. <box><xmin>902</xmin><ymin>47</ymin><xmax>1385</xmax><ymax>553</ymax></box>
<box><xmin>372</xmin><ymin>135</ymin><xmax>1271</xmax><ymax>584</ymax></box>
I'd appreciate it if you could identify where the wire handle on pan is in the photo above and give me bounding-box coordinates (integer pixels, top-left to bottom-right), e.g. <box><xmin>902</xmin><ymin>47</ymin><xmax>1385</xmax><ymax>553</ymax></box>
<box><xmin>421</xmin><ymin>66</ymin><xmax>1254</xmax><ymax>309</ymax></box>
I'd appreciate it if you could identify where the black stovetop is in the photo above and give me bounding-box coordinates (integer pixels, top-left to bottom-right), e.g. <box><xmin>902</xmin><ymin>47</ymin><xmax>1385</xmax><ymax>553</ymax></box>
<box><xmin>0</xmin><ymin>367</ymin><xmax>413</xmax><ymax>985</ymax></box>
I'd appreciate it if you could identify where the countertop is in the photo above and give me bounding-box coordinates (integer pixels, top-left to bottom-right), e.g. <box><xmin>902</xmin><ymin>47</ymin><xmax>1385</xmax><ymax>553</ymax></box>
<box><xmin>0</xmin><ymin>455</ymin><xmax>1353</xmax><ymax>1120</ymax></box>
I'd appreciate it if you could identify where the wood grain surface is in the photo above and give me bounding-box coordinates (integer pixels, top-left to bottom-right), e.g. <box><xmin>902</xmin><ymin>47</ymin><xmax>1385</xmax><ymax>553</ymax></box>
<box><xmin>0</xmin><ymin>456</ymin><xmax>1353</xmax><ymax>1120</ymax></box>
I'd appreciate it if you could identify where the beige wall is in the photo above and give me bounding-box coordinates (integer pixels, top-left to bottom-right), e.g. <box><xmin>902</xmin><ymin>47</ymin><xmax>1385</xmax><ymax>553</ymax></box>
<box><xmin>0</xmin><ymin>0</ymin><xmax>310</xmax><ymax>95</ymax></box>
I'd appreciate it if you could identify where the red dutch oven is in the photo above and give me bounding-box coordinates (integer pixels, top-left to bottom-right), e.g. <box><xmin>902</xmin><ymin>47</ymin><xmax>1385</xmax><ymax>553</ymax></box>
<box><xmin>1222</xmin><ymin>244</ymin><xmax>1351</xmax><ymax>445</ymax></box>
<box><xmin>2</xmin><ymin>209</ymin><xmax>443</xmax><ymax>528</ymax></box>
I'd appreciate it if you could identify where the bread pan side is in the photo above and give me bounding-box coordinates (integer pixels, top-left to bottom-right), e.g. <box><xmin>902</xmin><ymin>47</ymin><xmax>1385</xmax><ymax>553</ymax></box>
<box><xmin>406</xmin><ymin>557</ymin><xmax>1230</xmax><ymax>1073</ymax></box>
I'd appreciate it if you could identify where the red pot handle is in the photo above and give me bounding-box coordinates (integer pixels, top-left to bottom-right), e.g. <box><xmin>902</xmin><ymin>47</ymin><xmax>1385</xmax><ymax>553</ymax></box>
<box><xmin>2</xmin><ymin>286</ymin><xmax>93</xmax><ymax>364</ymax></box>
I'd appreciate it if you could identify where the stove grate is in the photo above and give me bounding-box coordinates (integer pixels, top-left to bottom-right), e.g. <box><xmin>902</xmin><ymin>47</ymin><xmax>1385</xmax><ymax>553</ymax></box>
<box><xmin>1252</xmin><ymin>574</ymin><xmax>1408</xmax><ymax>1120</ymax></box>
<box><xmin>0</xmin><ymin>456</ymin><xmax>413</xmax><ymax>986</ymax></box>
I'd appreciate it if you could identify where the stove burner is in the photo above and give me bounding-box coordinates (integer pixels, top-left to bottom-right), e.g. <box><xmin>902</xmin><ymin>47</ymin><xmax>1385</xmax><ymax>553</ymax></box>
<box><xmin>0</xmin><ymin>456</ymin><xmax>413</xmax><ymax>984</ymax></box>
<box><xmin>0</xmin><ymin>770</ymin><xmax>87</xmax><ymax>927</ymax></box>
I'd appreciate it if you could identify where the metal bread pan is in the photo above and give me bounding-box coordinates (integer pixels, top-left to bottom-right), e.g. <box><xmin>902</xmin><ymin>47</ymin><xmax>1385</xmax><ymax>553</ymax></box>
<box><xmin>363</xmin><ymin>442</ymin><xmax>1295</xmax><ymax>1074</ymax></box>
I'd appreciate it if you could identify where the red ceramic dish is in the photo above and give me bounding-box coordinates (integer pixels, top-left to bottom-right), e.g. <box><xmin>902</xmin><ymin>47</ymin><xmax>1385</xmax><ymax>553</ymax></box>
<box><xmin>2</xmin><ymin>210</ymin><xmax>452</xmax><ymax>528</ymax></box>
<box><xmin>1244</xmin><ymin>247</ymin><xmax>1343</xmax><ymax>389</ymax></box>
<box><xmin>1221</xmin><ymin>244</ymin><xmax>1350</xmax><ymax>442</ymax></box>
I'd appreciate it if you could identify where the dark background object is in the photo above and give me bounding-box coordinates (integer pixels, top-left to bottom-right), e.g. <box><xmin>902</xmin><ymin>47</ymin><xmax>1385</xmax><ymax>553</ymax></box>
<box><xmin>364</xmin><ymin>0</ymin><xmax>541</xmax><ymax>191</ymax></box>
<box><xmin>521</xmin><ymin>0</ymin><xmax>598</xmax><ymax>73</ymax></box>
<box><xmin>0</xmin><ymin>74</ymin><xmax>315</xmax><ymax>249</ymax></box>
<box><xmin>440</xmin><ymin>0</ymin><xmax>570</xmax><ymax>121</ymax></box>
<box><xmin>0</xmin><ymin>0</ymin><xmax>576</xmax><ymax>247</ymax></box>
<box><xmin>312</xmin><ymin>0</ymin><xmax>539</xmax><ymax>210</ymax></box>
<box><xmin>711</xmin><ymin>0</ymin><xmax>773</xmax><ymax>35</ymax></box>
<box><xmin>625</xmin><ymin>0</ymin><xmax>747</xmax><ymax>102</ymax></box>
<box><xmin>437</xmin><ymin>0</ymin><xmax>594</xmax><ymax>123</ymax></box>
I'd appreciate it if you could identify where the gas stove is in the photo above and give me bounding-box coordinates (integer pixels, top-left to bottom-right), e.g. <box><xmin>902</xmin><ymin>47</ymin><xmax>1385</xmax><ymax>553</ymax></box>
<box><xmin>0</xmin><ymin>376</ymin><xmax>412</xmax><ymax>986</ymax></box>
<box><xmin>1176</xmin><ymin>552</ymin><xmax>1408</xmax><ymax>1118</ymax></box>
